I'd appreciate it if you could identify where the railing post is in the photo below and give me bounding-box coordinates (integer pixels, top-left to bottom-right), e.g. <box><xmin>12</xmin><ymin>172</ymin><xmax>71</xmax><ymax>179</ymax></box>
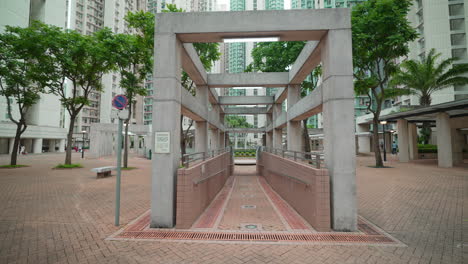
<box><xmin>282</xmin><ymin>149</ymin><xmax>285</xmax><ymax>158</ymax></box>
<box><xmin>294</xmin><ymin>151</ymin><xmax>297</xmax><ymax>161</ymax></box>
<box><xmin>203</xmin><ymin>152</ymin><xmax>206</xmax><ymax>161</ymax></box>
<box><xmin>315</xmin><ymin>154</ymin><xmax>321</xmax><ymax>169</ymax></box>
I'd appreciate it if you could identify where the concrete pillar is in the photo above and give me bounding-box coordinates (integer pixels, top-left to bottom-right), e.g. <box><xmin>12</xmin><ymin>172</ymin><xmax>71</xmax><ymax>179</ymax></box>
<box><xmin>452</xmin><ymin>128</ymin><xmax>464</xmax><ymax>165</ymax></box>
<box><xmin>33</xmin><ymin>138</ymin><xmax>43</xmax><ymax>154</ymax></box>
<box><xmin>321</xmin><ymin>29</ymin><xmax>357</xmax><ymax>231</ymax></box>
<box><xmin>436</xmin><ymin>112</ymin><xmax>453</xmax><ymax>168</ymax></box>
<box><xmin>49</xmin><ymin>139</ymin><xmax>56</xmax><ymax>152</ymax></box>
<box><xmin>151</xmin><ymin>32</ymin><xmax>182</xmax><ymax>228</ymax></box>
<box><xmin>408</xmin><ymin>123</ymin><xmax>418</xmax><ymax>160</ymax></box>
<box><xmin>397</xmin><ymin>119</ymin><xmax>409</xmax><ymax>162</ymax></box>
<box><xmin>24</xmin><ymin>139</ymin><xmax>33</xmax><ymax>153</ymax></box>
<box><xmin>195</xmin><ymin>85</ymin><xmax>209</xmax><ymax>153</ymax></box>
<box><xmin>266</xmin><ymin>132</ymin><xmax>273</xmax><ymax>148</ymax></box>
<box><xmin>209</xmin><ymin>128</ymin><xmax>219</xmax><ymax>150</ymax></box>
<box><xmin>356</xmin><ymin>124</ymin><xmax>371</xmax><ymax>153</ymax></box>
<box><xmin>59</xmin><ymin>139</ymin><xmax>65</xmax><ymax>152</ymax></box>
<box><xmin>287</xmin><ymin>84</ymin><xmax>302</xmax><ymax>151</ymax></box>
<box><xmin>234</xmin><ymin>133</ymin><xmax>238</xmax><ymax>149</ymax></box>
<box><xmin>9</xmin><ymin>138</ymin><xmax>15</xmax><ymax>154</ymax></box>
<box><xmin>272</xmin><ymin>104</ymin><xmax>282</xmax><ymax>149</ymax></box>
<box><xmin>219</xmin><ymin>131</ymin><xmax>225</xmax><ymax>149</ymax></box>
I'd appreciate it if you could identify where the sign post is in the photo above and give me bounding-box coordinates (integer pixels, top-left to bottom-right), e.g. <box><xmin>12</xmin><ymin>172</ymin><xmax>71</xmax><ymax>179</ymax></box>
<box><xmin>112</xmin><ymin>95</ymin><xmax>128</xmax><ymax>226</ymax></box>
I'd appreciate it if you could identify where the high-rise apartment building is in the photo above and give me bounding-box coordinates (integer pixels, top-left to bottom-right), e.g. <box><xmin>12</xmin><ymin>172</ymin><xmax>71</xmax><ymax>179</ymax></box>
<box><xmin>396</xmin><ymin>0</ymin><xmax>468</xmax><ymax>106</ymax></box>
<box><xmin>0</xmin><ymin>0</ymin><xmax>68</xmax><ymax>154</ymax></box>
<box><xmin>291</xmin><ymin>0</ymin><xmax>364</xmax><ymax>9</ymax></box>
<box><xmin>67</xmin><ymin>0</ymin><xmax>147</xmax><ymax>137</ymax></box>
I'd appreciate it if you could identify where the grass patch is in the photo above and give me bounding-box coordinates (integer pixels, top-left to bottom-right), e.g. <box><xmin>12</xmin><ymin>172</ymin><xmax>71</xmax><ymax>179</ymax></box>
<box><xmin>0</xmin><ymin>164</ymin><xmax>29</xmax><ymax>169</ymax></box>
<box><xmin>121</xmin><ymin>167</ymin><xmax>137</xmax><ymax>170</ymax></box>
<box><xmin>54</xmin><ymin>163</ymin><xmax>83</xmax><ymax>169</ymax></box>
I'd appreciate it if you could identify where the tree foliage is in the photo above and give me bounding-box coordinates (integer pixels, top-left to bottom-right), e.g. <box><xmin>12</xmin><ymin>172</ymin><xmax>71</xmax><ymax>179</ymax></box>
<box><xmin>391</xmin><ymin>48</ymin><xmax>468</xmax><ymax>106</ymax></box>
<box><xmin>352</xmin><ymin>0</ymin><xmax>418</xmax><ymax>167</ymax></box>
<box><xmin>0</xmin><ymin>22</ymin><xmax>51</xmax><ymax>165</ymax></box>
<box><xmin>44</xmin><ymin>25</ymin><xmax>117</xmax><ymax>164</ymax></box>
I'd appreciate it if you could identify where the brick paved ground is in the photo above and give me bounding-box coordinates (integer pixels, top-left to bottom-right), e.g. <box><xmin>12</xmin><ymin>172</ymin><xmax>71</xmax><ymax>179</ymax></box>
<box><xmin>0</xmin><ymin>152</ymin><xmax>466</xmax><ymax>264</ymax></box>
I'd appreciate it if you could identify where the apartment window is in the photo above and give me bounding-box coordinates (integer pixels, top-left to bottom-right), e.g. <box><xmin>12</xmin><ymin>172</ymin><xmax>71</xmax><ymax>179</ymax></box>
<box><xmin>452</xmin><ymin>48</ymin><xmax>467</xmax><ymax>59</ymax></box>
<box><xmin>449</xmin><ymin>4</ymin><xmax>465</xmax><ymax>17</ymax></box>
<box><xmin>450</xmin><ymin>18</ymin><xmax>465</xmax><ymax>31</ymax></box>
<box><xmin>451</xmin><ymin>33</ymin><xmax>466</xmax><ymax>46</ymax></box>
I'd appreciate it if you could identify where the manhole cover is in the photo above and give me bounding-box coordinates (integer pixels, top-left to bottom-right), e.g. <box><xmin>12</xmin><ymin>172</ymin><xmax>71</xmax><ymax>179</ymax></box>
<box><xmin>241</xmin><ymin>205</ymin><xmax>256</xmax><ymax>209</ymax></box>
<box><xmin>240</xmin><ymin>223</ymin><xmax>263</xmax><ymax>231</ymax></box>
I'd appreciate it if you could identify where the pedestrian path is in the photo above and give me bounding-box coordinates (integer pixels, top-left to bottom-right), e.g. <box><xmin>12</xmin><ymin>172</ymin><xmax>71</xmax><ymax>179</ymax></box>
<box><xmin>110</xmin><ymin>165</ymin><xmax>402</xmax><ymax>246</ymax></box>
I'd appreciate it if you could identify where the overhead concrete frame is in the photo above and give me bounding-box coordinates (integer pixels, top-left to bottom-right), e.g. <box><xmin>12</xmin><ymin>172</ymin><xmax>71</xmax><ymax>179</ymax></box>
<box><xmin>151</xmin><ymin>9</ymin><xmax>356</xmax><ymax>231</ymax></box>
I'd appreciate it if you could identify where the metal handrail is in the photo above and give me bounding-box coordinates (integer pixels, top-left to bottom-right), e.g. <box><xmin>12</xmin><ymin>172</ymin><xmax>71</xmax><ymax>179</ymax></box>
<box><xmin>261</xmin><ymin>147</ymin><xmax>324</xmax><ymax>169</ymax></box>
<box><xmin>181</xmin><ymin>147</ymin><xmax>231</xmax><ymax>168</ymax></box>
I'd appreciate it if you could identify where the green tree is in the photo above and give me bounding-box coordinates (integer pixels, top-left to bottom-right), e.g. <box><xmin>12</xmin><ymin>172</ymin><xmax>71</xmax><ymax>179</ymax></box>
<box><xmin>226</xmin><ymin>115</ymin><xmax>253</xmax><ymax>149</ymax></box>
<box><xmin>352</xmin><ymin>0</ymin><xmax>418</xmax><ymax>167</ymax></box>
<box><xmin>113</xmin><ymin>33</ymin><xmax>152</xmax><ymax>168</ymax></box>
<box><xmin>392</xmin><ymin>48</ymin><xmax>468</xmax><ymax>105</ymax></box>
<box><xmin>0</xmin><ymin>22</ymin><xmax>50</xmax><ymax>165</ymax></box>
<box><xmin>391</xmin><ymin>48</ymin><xmax>468</xmax><ymax>144</ymax></box>
<box><xmin>46</xmin><ymin>27</ymin><xmax>117</xmax><ymax>165</ymax></box>
<box><xmin>247</xmin><ymin>41</ymin><xmax>321</xmax><ymax>153</ymax></box>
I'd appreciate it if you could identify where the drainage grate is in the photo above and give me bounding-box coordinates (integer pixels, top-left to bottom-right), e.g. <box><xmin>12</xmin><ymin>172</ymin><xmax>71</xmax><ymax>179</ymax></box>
<box><xmin>241</xmin><ymin>205</ymin><xmax>256</xmax><ymax>209</ymax></box>
<box><xmin>116</xmin><ymin>230</ymin><xmax>396</xmax><ymax>244</ymax></box>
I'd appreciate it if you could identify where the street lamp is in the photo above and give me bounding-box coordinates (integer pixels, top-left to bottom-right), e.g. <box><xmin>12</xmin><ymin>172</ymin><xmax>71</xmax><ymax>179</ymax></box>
<box><xmin>380</xmin><ymin>121</ymin><xmax>387</xmax><ymax>161</ymax></box>
<box><xmin>81</xmin><ymin>130</ymin><xmax>87</xmax><ymax>159</ymax></box>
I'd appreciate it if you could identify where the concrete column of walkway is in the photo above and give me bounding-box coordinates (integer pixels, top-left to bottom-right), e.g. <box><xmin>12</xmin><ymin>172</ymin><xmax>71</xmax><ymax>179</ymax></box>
<box><xmin>151</xmin><ymin>32</ymin><xmax>182</xmax><ymax>228</ymax></box>
<box><xmin>24</xmin><ymin>139</ymin><xmax>33</xmax><ymax>153</ymax></box>
<box><xmin>195</xmin><ymin>85</ymin><xmax>209</xmax><ymax>153</ymax></box>
<box><xmin>8</xmin><ymin>138</ymin><xmax>15</xmax><ymax>154</ymax></box>
<box><xmin>272</xmin><ymin>104</ymin><xmax>282</xmax><ymax>149</ymax></box>
<box><xmin>219</xmin><ymin>131</ymin><xmax>225</xmax><ymax>149</ymax></box>
<box><xmin>397</xmin><ymin>119</ymin><xmax>409</xmax><ymax>162</ymax></box>
<box><xmin>357</xmin><ymin>124</ymin><xmax>371</xmax><ymax>153</ymax></box>
<box><xmin>209</xmin><ymin>128</ymin><xmax>219</xmax><ymax>150</ymax></box>
<box><xmin>49</xmin><ymin>139</ymin><xmax>56</xmax><ymax>152</ymax></box>
<box><xmin>436</xmin><ymin>112</ymin><xmax>453</xmax><ymax>168</ymax></box>
<box><xmin>59</xmin><ymin>139</ymin><xmax>65</xmax><ymax>152</ymax></box>
<box><xmin>321</xmin><ymin>29</ymin><xmax>357</xmax><ymax>231</ymax></box>
<box><xmin>452</xmin><ymin>128</ymin><xmax>464</xmax><ymax>164</ymax></box>
<box><xmin>32</xmin><ymin>139</ymin><xmax>43</xmax><ymax>154</ymax></box>
<box><xmin>408</xmin><ymin>123</ymin><xmax>418</xmax><ymax>160</ymax></box>
<box><xmin>287</xmin><ymin>84</ymin><xmax>302</xmax><ymax>151</ymax></box>
<box><xmin>266</xmin><ymin>114</ymin><xmax>273</xmax><ymax>148</ymax></box>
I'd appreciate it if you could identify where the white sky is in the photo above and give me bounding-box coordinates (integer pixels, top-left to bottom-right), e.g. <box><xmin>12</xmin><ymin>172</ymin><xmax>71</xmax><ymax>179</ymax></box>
<box><xmin>217</xmin><ymin>0</ymin><xmax>291</xmax><ymax>11</ymax></box>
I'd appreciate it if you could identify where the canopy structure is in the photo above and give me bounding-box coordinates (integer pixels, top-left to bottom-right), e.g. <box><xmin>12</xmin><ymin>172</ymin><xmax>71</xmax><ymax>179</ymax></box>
<box><xmin>151</xmin><ymin>9</ymin><xmax>356</xmax><ymax>231</ymax></box>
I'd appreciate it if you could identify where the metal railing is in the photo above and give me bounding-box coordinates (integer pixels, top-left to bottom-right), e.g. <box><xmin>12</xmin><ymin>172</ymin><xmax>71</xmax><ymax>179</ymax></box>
<box><xmin>181</xmin><ymin>147</ymin><xmax>231</xmax><ymax>168</ymax></box>
<box><xmin>261</xmin><ymin>147</ymin><xmax>324</xmax><ymax>169</ymax></box>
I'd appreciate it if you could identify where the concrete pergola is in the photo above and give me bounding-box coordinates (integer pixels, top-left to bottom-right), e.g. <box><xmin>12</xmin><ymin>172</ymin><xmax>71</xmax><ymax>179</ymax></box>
<box><xmin>152</xmin><ymin>9</ymin><xmax>356</xmax><ymax>231</ymax></box>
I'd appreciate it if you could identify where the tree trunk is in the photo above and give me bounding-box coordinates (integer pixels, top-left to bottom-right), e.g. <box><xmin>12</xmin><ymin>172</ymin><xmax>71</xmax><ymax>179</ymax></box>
<box><xmin>65</xmin><ymin>115</ymin><xmax>76</xmax><ymax>165</ymax></box>
<box><xmin>372</xmin><ymin>117</ymin><xmax>384</xmax><ymax>167</ymax></box>
<box><xmin>10</xmin><ymin>122</ymin><xmax>24</xmax><ymax>166</ymax></box>
<box><xmin>123</xmin><ymin>100</ymin><xmax>133</xmax><ymax>168</ymax></box>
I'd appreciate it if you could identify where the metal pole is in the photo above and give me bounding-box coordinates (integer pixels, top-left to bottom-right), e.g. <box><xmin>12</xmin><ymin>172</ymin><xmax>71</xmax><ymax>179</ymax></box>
<box><xmin>383</xmin><ymin>124</ymin><xmax>387</xmax><ymax>162</ymax></box>
<box><xmin>115</xmin><ymin>118</ymin><xmax>123</xmax><ymax>226</ymax></box>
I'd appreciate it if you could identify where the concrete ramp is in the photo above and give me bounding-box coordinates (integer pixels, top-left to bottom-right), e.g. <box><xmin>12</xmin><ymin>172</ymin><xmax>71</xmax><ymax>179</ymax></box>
<box><xmin>234</xmin><ymin>159</ymin><xmax>256</xmax><ymax>165</ymax></box>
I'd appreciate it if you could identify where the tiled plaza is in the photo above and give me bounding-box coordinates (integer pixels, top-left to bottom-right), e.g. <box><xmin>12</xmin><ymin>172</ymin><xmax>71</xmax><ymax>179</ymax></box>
<box><xmin>0</xmin><ymin>153</ymin><xmax>466</xmax><ymax>263</ymax></box>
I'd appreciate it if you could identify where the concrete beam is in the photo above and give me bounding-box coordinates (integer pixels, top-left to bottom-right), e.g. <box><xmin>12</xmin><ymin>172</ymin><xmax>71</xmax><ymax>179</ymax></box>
<box><xmin>155</xmin><ymin>9</ymin><xmax>350</xmax><ymax>42</ymax></box>
<box><xmin>224</xmin><ymin>107</ymin><xmax>268</xmax><ymax>115</ymax></box>
<box><xmin>226</xmin><ymin>128</ymin><xmax>266</xmax><ymax>133</ymax></box>
<box><xmin>274</xmin><ymin>88</ymin><xmax>287</xmax><ymax>103</ymax></box>
<box><xmin>274</xmin><ymin>111</ymin><xmax>287</xmax><ymax>129</ymax></box>
<box><xmin>181</xmin><ymin>44</ymin><xmax>207</xmax><ymax>85</ymax></box>
<box><xmin>289</xmin><ymin>41</ymin><xmax>321</xmax><ymax>84</ymax></box>
<box><xmin>181</xmin><ymin>87</ymin><xmax>207</xmax><ymax>122</ymax></box>
<box><xmin>218</xmin><ymin>96</ymin><xmax>275</xmax><ymax>105</ymax></box>
<box><xmin>287</xmin><ymin>84</ymin><xmax>323</xmax><ymax>121</ymax></box>
<box><xmin>207</xmin><ymin>72</ymin><xmax>289</xmax><ymax>88</ymax></box>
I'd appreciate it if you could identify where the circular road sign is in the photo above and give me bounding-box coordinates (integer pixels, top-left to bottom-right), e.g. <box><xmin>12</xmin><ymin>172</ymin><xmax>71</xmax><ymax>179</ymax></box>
<box><xmin>112</xmin><ymin>94</ymin><xmax>128</xmax><ymax>110</ymax></box>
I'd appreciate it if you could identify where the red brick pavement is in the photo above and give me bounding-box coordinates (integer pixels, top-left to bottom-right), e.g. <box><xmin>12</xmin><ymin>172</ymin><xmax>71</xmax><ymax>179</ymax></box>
<box><xmin>0</xmin><ymin>152</ymin><xmax>466</xmax><ymax>263</ymax></box>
